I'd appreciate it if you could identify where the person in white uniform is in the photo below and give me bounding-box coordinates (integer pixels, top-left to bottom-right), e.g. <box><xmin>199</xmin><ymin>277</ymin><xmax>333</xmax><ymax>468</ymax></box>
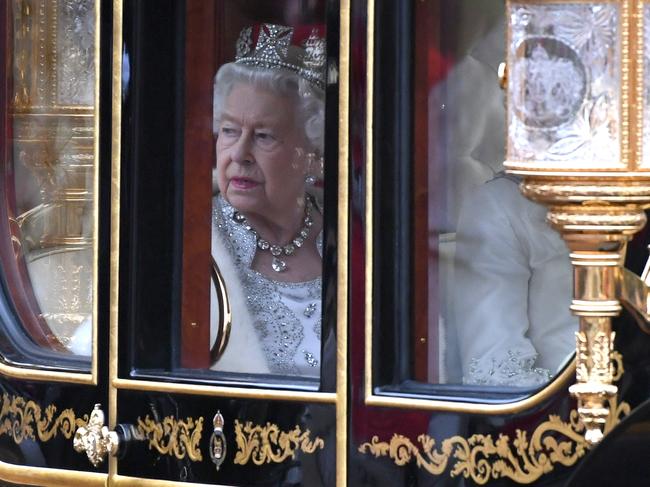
<box><xmin>209</xmin><ymin>24</ymin><xmax>325</xmax><ymax>378</ymax></box>
<box><xmin>454</xmin><ymin>173</ymin><xmax>577</xmax><ymax>387</ymax></box>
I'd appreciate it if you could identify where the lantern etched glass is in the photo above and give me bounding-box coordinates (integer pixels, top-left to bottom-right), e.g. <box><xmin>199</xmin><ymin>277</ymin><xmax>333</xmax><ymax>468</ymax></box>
<box><xmin>507</xmin><ymin>3</ymin><xmax>621</xmax><ymax>168</ymax></box>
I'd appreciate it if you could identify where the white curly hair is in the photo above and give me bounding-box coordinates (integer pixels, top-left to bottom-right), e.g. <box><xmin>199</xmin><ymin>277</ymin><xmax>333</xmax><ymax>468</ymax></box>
<box><xmin>213</xmin><ymin>63</ymin><xmax>325</xmax><ymax>156</ymax></box>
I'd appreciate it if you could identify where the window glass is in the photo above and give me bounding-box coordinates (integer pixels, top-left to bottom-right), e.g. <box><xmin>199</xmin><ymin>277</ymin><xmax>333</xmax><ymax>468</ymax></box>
<box><xmin>209</xmin><ymin>18</ymin><xmax>326</xmax><ymax>380</ymax></box>
<box><xmin>0</xmin><ymin>0</ymin><xmax>96</xmax><ymax>367</ymax></box>
<box><xmin>207</xmin><ymin>2</ymin><xmax>329</xmax><ymax>385</ymax></box>
<box><xmin>124</xmin><ymin>0</ymin><xmax>332</xmax><ymax>390</ymax></box>
<box><xmin>374</xmin><ymin>0</ymin><xmax>575</xmax><ymax>393</ymax></box>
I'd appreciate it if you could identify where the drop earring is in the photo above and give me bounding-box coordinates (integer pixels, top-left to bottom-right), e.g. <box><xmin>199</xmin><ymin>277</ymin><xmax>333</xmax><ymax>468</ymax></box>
<box><xmin>305</xmin><ymin>153</ymin><xmax>317</xmax><ymax>185</ymax></box>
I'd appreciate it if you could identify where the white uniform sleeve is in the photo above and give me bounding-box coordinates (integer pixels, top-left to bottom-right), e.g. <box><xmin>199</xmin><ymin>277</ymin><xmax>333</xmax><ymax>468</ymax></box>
<box><xmin>453</xmin><ymin>181</ymin><xmax>552</xmax><ymax>386</ymax></box>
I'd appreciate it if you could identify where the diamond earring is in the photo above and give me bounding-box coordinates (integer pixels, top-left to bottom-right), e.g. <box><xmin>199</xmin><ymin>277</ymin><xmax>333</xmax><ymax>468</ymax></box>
<box><xmin>305</xmin><ymin>152</ymin><xmax>320</xmax><ymax>186</ymax></box>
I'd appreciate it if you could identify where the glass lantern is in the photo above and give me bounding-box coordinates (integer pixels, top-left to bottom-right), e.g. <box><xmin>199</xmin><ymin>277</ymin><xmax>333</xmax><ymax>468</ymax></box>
<box><xmin>504</xmin><ymin>1</ymin><xmax>650</xmax><ymax>445</ymax></box>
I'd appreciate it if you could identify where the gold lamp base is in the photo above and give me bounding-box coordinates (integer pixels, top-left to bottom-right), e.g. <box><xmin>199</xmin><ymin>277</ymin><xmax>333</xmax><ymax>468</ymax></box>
<box><xmin>512</xmin><ymin>175</ymin><xmax>650</xmax><ymax>445</ymax></box>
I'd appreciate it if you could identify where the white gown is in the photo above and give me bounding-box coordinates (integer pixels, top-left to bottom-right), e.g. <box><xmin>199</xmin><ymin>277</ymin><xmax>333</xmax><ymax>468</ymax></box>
<box><xmin>210</xmin><ymin>195</ymin><xmax>322</xmax><ymax>378</ymax></box>
<box><xmin>453</xmin><ymin>174</ymin><xmax>577</xmax><ymax>387</ymax></box>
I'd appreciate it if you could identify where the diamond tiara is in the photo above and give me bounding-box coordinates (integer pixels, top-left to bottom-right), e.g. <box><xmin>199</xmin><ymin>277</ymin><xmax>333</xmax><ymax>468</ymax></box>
<box><xmin>235</xmin><ymin>24</ymin><xmax>326</xmax><ymax>91</ymax></box>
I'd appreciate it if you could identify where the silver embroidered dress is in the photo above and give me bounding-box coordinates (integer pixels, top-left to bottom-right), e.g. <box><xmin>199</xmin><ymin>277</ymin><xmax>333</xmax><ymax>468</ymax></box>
<box><xmin>212</xmin><ymin>195</ymin><xmax>322</xmax><ymax>378</ymax></box>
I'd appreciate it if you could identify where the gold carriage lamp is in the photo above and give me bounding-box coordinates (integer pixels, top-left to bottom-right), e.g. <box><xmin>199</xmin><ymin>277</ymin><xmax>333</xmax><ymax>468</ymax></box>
<box><xmin>503</xmin><ymin>1</ymin><xmax>650</xmax><ymax>445</ymax></box>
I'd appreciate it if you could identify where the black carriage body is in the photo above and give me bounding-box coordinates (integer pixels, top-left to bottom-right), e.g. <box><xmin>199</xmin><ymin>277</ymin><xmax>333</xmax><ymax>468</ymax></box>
<box><xmin>0</xmin><ymin>2</ymin><xmax>648</xmax><ymax>487</ymax></box>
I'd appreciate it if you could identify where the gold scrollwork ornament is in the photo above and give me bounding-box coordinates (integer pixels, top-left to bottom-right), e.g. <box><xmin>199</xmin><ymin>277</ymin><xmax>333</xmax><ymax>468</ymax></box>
<box><xmin>0</xmin><ymin>393</ymin><xmax>87</xmax><ymax>445</ymax></box>
<box><xmin>359</xmin><ymin>399</ymin><xmax>629</xmax><ymax>485</ymax></box>
<box><xmin>571</xmin><ymin>330</ymin><xmax>622</xmax><ymax>444</ymax></box>
<box><xmin>234</xmin><ymin>420</ymin><xmax>324</xmax><ymax>465</ymax></box>
<box><xmin>136</xmin><ymin>414</ymin><xmax>204</xmax><ymax>462</ymax></box>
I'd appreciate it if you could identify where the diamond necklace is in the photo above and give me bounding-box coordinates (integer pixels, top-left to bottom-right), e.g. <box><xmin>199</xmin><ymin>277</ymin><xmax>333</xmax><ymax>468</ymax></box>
<box><xmin>231</xmin><ymin>197</ymin><xmax>314</xmax><ymax>273</ymax></box>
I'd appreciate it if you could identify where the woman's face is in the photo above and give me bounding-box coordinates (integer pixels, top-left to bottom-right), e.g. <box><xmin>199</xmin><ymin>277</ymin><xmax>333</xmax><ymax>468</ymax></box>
<box><xmin>215</xmin><ymin>83</ymin><xmax>308</xmax><ymax>222</ymax></box>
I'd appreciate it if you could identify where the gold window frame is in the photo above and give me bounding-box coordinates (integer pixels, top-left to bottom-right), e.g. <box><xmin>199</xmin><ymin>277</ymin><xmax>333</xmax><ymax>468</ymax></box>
<box><xmin>107</xmin><ymin>0</ymin><xmax>350</xmax><ymax>486</ymax></box>
<box><xmin>0</xmin><ymin>0</ymin><xmax>351</xmax><ymax>485</ymax></box>
<box><xmin>0</xmin><ymin>0</ymin><xmax>100</xmax><ymax>386</ymax></box>
<box><xmin>362</xmin><ymin>0</ymin><xmax>577</xmax><ymax>414</ymax></box>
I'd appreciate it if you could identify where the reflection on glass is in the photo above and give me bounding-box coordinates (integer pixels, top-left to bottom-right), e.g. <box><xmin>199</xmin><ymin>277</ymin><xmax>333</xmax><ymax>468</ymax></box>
<box><xmin>410</xmin><ymin>0</ymin><xmax>576</xmax><ymax>388</ymax></box>
<box><xmin>210</xmin><ymin>23</ymin><xmax>325</xmax><ymax>378</ymax></box>
<box><xmin>454</xmin><ymin>176</ymin><xmax>575</xmax><ymax>387</ymax></box>
<box><xmin>5</xmin><ymin>0</ymin><xmax>96</xmax><ymax>360</ymax></box>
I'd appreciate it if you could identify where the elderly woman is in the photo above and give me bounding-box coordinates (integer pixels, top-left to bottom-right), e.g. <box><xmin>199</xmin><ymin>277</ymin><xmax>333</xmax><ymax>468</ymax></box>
<box><xmin>210</xmin><ymin>24</ymin><xmax>326</xmax><ymax>378</ymax></box>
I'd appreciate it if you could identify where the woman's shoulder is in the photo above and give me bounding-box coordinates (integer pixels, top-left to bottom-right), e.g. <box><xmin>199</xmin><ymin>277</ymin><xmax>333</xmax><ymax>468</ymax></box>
<box><xmin>482</xmin><ymin>172</ymin><xmax>523</xmax><ymax>199</ymax></box>
<box><xmin>212</xmin><ymin>194</ymin><xmax>237</xmax><ymax>237</ymax></box>
<box><xmin>473</xmin><ymin>172</ymin><xmax>544</xmax><ymax>218</ymax></box>
<box><xmin>212</xmin><ymin>193</ymin><xmax>229</xmax><ymax>217</ymax></box>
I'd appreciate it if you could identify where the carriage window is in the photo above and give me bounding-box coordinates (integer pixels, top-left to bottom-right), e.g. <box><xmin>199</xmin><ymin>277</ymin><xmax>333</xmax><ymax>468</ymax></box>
<box><xmin>373</xmin><ymin>0</ymin><xmax>576</xmax><ymax>394</ymax></box>
<box><xmin>208</xmin><ymin>20</ymin><xmax>326</xmax><ymax>381</ymax></box>
<box><xmin>123</xmin><ymin>0</ymin><xmax>332</xmax><ymax>390</ymax></box>
<box><xmin>0</xmin><ymin>0</ymin><xmax>96</xmax><ymax>369</ymax></box>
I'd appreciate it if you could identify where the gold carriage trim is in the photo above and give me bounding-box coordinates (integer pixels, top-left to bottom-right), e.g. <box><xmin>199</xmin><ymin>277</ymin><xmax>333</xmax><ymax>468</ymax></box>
<box><xmin>136</xmin><ymin>415</ymin><xmax>204</xmax><ymax>462</ymax></box>
<box><xmin>0</xmin><ymin>393</ymin><xmax>87</xmax><ymax>444</ymax></box>
<box><xmin>234</xmin><ymin>420</ymin><xmax>325</xmax><ymax>465</ymax></box>
<box><xmin>358</xmin><ymin>401</ymin><xmax>629</xmax><ymax>485</ymax></box>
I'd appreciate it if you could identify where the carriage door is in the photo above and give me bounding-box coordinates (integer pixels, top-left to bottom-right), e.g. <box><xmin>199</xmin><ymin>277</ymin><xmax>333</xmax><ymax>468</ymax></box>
<box><xmin>101</xmin><ymin>0</ymin><xmax>344</xmax><ymax>485</ymax></box>
<box><xmin>348</xmin><ymin>1</ymin><xmax>638</xmax><ymax>486</ymax></box>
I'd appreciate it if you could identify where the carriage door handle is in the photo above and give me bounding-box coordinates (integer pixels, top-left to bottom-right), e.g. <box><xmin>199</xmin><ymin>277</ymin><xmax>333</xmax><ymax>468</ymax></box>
<box><xmin>73</xmin><ymin>404</ymin><xmax>144</xmax><ymax>467</ymax></box>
